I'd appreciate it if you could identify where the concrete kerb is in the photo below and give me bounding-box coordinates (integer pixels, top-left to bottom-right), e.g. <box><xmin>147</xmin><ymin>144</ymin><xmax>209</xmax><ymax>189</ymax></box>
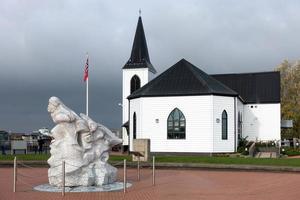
<box><xmin>1</xmin><ymin>160</ymin><xmax>300</xmax><ymax>173</ymax></box>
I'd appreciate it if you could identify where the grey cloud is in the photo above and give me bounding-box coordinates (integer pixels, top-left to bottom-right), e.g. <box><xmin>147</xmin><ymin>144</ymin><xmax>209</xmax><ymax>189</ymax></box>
<box><xmin>1</xmin><ymin>0</ymin><xmax>300</xmax><ymax>132</ymax></box>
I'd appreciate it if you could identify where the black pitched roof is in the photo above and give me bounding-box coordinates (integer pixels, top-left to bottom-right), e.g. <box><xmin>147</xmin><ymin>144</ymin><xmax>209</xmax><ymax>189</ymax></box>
<box><xmin>128</xmin><ymin>59</ymin><xmax>238</xmax><ymax>99</ymax></box>
<box><xmin>123</xmin><ymin>16</ymin><xmax>156</xmax><ymax>74</ymax></box>
<box><xmin>212</xmin><ymin>71</ymin><xmax>280</xmax><ymax>103</ymax></box>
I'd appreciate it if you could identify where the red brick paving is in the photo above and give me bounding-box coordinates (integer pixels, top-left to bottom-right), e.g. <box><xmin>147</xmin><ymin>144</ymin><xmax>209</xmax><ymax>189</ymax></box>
<box><xmin>0</xmin><ymin>167</ymin><xmax>300</xmax><ymax>200</ymax></box>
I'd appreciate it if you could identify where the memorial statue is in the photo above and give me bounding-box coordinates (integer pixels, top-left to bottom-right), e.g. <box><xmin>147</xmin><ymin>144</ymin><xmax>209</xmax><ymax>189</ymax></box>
<box><xmin>45</xmin><ymin>96</ymin><xmax>122</xmax><ymax>187</ymax></box>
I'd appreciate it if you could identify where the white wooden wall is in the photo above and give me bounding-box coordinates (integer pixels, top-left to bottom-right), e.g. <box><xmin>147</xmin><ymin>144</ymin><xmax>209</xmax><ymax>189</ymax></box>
<box><xmin>130</xmin><ymin>95</ymin><xmax>236</xmax><ymax>153</ymax></box>
<box><xmin>212</xmin><ymin>96</ymin><xmax>236</xmax><ymax>152</ymax></box>
<box><xmin>243</xmin><ymin>103</ymin><xmax>281</xmax><ymax>141</ymax></box>
<box><xmin>122</xmin><ymin>68</ymin><xmax>149</xmax><ymax>145</ymax></box>
<box><xmin>129</xmin><ymin>96</ymin><xmax>280</xmax><ymax>152</ymax></box>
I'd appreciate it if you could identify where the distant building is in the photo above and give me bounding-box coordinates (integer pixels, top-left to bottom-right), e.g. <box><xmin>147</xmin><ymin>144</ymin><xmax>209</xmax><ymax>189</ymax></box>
<box><xmin>0</xmin><ymin>130</ymin><xmax>9</xmax><ymax>141</ymax></box>
<box><xmin>122</xmin><ymin>16</ymin><xmax>281</xmax><ymax>153</ymax></box>
<box><xmin>9</xmin><ymin>132</ymin><xmax>26</xmax><ymax>140</ymax></box>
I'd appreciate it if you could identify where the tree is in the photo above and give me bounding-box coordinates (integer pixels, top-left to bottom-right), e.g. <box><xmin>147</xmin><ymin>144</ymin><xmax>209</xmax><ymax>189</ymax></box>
<box><xmin>276</xmin><ymin>60</ymin><xmax>300</xmax><ymax>139</ymax></box>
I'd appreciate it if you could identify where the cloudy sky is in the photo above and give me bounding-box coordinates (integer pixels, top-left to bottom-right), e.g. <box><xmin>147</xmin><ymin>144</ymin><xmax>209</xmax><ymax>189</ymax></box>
<box><xmin>1</xmin><ymin>0</ymin><xmax>300</xmax><ymax>133</ymax></box>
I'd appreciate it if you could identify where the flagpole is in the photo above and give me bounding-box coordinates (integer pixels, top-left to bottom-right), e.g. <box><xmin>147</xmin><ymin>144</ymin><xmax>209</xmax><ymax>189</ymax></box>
<box><xmin>86</xmin><ymin>54</ymin><xmax>89</xmax><ymax>117</ymax></box>
<box><xmin>86</xmin><ymin>76</ymin><xmax>89</xmax><ymax>116</ymax></box>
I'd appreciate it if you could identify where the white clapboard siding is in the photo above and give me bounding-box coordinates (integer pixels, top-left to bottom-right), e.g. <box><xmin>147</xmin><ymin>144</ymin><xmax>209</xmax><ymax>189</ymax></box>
<box><xmin>212</xmin><ymin>96</ymin><xmax>235</xmax><ymax>153</ymax></box>
<box><xmin>237</xmin><ymin>98</ymin><xmax>244</xmax><ymax>140</ymax></box>
<box><xmin>130</xmin><ymin>96</ymin><xmax>214</xmax><ymax>152</ymax></box>
<box><xmin>243</xmin><ymin>103</ymin><xmax>281</xmax><ymax>141</ymax></box>
<box><xmin>122</xmin><ymin>68</ymin><xmax>149</xmax><ymax>145</ymax></box>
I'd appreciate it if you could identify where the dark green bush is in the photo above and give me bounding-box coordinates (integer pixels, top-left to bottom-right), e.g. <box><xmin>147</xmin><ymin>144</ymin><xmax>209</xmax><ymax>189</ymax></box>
<box><xmin>281</xmin><ymin>147</ymin><xmax>300</xmax><ymax>156</ymax></box>
<box><xmin>237</xmin><ymin>136</ymin><xmax>252</xmax><ymax>155</ymax></box>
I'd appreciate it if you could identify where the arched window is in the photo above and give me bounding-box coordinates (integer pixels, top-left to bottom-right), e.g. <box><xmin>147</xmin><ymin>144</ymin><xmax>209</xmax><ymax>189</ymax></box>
<box><xmin>238</xmin><ymin>112</ymin><xmax>242</xmax><ymax>139</ymax></box>
<box><xmin>222</xmin><ymin>110</ymin><xmax>228</xmax><ymax>140</ymax></box>
<box><xmin>133</xmin><ymin>112</ymin><xmax>137</xmax><ymax>139</ymax></box>
<box><xmin>167</xmin><ymin>108</ymin><xmax>186</xmax><ymax>139</ymax></box>
<box><xmin>130</xmin><ymin>75</ymin><xmax>141</xmax><ymax>94</ymax></box>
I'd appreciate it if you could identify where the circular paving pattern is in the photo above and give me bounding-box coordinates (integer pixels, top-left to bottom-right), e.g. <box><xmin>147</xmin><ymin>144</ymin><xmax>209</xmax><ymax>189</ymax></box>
<box><xmin>33</xmin><ymin>182</ymin><xmax>132</xmax><ymax>192</ymax></box>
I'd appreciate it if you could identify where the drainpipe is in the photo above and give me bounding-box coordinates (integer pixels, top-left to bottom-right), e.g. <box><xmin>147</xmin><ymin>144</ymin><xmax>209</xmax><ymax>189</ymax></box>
<box><xmin>128</xmin><ymin>99</ymin><xmax>130</xmax><ymax>155</ymax></box>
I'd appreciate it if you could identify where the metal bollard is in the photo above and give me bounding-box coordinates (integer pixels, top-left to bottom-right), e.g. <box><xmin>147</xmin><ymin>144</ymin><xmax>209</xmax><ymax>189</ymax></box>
<box><xmin>137</xmin><ymin>155</ymin><xmax>140</xmax><ymax>181</ymax></box>
<box><xmin>13</xmin><ymin>156</ymin><xmax>17</xmax><ymax>192</ymax></box>
<box><xmin>123</xmin><ymin>159</ymin><xmax>127</xmax><ymax>193</ymax></box>
<box><xmin>62</xmin><ymin>161</ymin><xmax>65</xmax><ymax>196</ymax></box>
<box><xmin>152</xmin><ymin>156</ymin><xmax>155</xmax><ymax>186</ymax></box>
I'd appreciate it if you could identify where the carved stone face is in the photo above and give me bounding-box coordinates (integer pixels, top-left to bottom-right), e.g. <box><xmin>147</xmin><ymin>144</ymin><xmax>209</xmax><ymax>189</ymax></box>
<box><xmin>48</xmin><ymin>97</ymin><xmax>60</xmax><ymax>113</ymax></box>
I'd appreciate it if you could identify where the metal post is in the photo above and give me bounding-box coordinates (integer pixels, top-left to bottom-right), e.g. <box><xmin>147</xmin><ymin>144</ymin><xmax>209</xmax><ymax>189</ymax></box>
<box><xmin>137</xmin><ymin>155</ymin><xmax>140</xmax><ymax>181</ymax></box>
<box><xmin>13</xmin><ymin>156</ymin><xmax>16</xmax><ymax>192</ymax></box>
<box><xmin>123</xmin><ymin>159</ymin><xmax>127</xmax><ymax>193</ymax></box>
<box><xmin>152</xmin><ymin>156</ymin><xmax>155</xmax><ymax>186</ymax></box>
<box><xmin>62</xmin><ymin>161</ymin><xmax>65</xmax><ymax>196</ymax></box>
<box><xmin>278</xmin><ymin>140</ymin><xmax>281</xmax><ymax>157</ymax></box>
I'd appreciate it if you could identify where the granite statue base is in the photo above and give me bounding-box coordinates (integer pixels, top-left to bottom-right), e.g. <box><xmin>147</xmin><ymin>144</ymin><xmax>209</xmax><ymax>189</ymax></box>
<box><xmin>33</xmin><ymin>182</ymin><xmax>132</xmax><ymax>193</ymax></box>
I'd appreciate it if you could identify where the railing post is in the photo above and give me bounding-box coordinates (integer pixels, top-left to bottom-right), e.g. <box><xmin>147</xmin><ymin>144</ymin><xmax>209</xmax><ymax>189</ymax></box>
<box><xmin>13</xmin><ymin>156</ymin><xmax>17</xmax><ymax>192</ymax></box>
<box><xmin>123</xmin><ymin>159</ymin><xmax>127</xmax><ymax>193</ymax></box>
<box><xmin>137</xmin><ymin>155</ymin><xmax>140</xmax><ymax>181</ymax></box>
<box><xmin>62</xmin><ymin>161</ymin><xmax>65</xmax><ymax>196</ymax></box>
<box><xmin>278</xmin><ymin>140</ymin><xmax>281</xmax><ymax>157</ymax></box>
<box><xmin>152</xmin><ymin>156</ymin><xmax>155</xmax><ymax>186</ymax></box>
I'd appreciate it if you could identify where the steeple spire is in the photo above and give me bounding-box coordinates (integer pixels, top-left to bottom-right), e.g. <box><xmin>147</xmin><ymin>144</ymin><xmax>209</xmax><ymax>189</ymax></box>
<box><xmin>123</xmin><ymin>15</ymin><xmax>156</xmax><ymax>74</ymax></box>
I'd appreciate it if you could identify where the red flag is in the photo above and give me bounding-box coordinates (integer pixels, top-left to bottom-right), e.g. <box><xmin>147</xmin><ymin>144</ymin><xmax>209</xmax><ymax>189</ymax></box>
<box><xmin>83</xmin><ymin>57</ymin><xmax>89</xmax><ymax>82</ymax></box>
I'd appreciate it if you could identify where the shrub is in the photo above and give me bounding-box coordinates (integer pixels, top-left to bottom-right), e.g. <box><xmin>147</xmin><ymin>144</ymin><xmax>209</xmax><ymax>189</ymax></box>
<box><xmin>281</xmin><ymin>147</ymin><xmax>300</xmax><ymax>156</ymax></box>
<box><xmin>237</xmin><ymin>136</ymin><xmax>251</xmax><ymax>155</ymax></box>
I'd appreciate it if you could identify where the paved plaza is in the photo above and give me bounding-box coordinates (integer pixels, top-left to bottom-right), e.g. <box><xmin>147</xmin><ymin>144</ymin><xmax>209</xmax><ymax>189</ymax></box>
<box><xmin>0</xmin><ymin>167</ymin><xmax>300</xmax><ymax>200</ymax></box>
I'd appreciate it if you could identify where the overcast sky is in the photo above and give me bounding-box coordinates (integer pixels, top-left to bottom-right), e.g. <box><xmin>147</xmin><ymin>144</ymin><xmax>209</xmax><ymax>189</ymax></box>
<box><xmin>1</xmin><ymin>0</ymin><xmax>300</xmax><ymax>133</ymax></box>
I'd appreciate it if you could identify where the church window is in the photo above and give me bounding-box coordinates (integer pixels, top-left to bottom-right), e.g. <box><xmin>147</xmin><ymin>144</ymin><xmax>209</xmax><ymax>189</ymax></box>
<box><xmin>133</xmin><ymin>112</ymin><xmax>137</xmax><ymax>139</ymax></box>
<box><xmin>167</xmin><ymin>108</ymin><xmax>186</xmax><ymax>139</ymax></box>
<box><xmin>222</xmin><ymin>110</ymin><xmax>228</xmax><ymax>140</ymax></box>
<box><xmin>130</xmin><ymin>75</ymin><xmax>141</xmax><ymax>94</ymax></box>
<box><xmin>238</xmin><ymin>112</ymin><xmax>242</xmax><ymax>139</ymax></box>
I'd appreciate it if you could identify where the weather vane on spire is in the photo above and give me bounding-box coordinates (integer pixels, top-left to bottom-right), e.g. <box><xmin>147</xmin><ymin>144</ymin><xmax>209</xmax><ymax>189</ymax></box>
<box><xmin>139</xmin><ymin>9</ymin><xmax>141</xmax><ymax>16</ymax></box>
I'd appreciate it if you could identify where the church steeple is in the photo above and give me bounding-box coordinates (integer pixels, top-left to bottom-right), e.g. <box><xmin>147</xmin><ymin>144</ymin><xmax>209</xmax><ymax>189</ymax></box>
<box><xmin>123</xmin><ymin>16</ymin><xmax>156</xmax><ymax>74</ymax></box>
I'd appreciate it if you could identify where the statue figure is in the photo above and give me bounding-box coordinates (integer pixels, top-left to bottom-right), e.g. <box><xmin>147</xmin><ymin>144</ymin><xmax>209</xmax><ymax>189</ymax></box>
<box><xmin>45</xmin><ymin>97</ymin><xmax>122</xmax><ymax>187</ymax></box>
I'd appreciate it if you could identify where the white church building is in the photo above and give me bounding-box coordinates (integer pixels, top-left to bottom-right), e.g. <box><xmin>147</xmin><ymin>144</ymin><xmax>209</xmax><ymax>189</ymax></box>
<box><xmin>122</xmin><ymin>16</ymin><xmax>281</xmax><ymax>153</ymax></box>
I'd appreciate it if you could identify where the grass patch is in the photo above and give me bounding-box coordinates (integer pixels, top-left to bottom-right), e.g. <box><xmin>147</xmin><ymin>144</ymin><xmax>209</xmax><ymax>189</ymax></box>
<box><xmin>109</xmin><ymin>155</ymin><xmax>132</xmax><ymax>162</ymax></box>
<box><xmin>0</xmin><ymin>154</ymin><xmax>50</xmax><ymax>161</ymax></box>
<box><xmin>0</xmin><ymin>154</ymin><xmax>131</xmax><ymax>162</ymax></box>
<box><xmin>155</xmin><ymin>156</ymin><xmax>300</xmax><ymax>167</ymax></box>
<box><xmin>282</xmin><ymin>148</ymin><xmax>300</xmax><ymax>156</ymax></box>
<box><xmin>1</xmin><ymin>154</ymin><xmax>300</xmax><ymax>167</ymax></box>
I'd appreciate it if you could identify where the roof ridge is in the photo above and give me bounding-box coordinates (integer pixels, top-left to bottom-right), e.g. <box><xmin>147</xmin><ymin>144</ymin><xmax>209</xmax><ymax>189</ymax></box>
<box><xmin>183</xmin><ymin>59</ymin><xmax>237</xmax><ymax>95</ymax></box>
<box><xmin>183</xmin><ymin>60</ymin><xmax>212</xmax><ymax>92</ymax></box>
<box><xmin>211</xmin><ymin>71</ymin><xmax>278</xmax><ymax>76</ymax></box>
<box><xmin>128</xmin><ymin>59</ymin><xmax>238</xmax><ymax>100</ymax></box>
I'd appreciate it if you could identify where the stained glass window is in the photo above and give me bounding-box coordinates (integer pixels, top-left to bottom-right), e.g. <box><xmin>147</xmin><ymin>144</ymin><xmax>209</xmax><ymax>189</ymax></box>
<box><xmin>167</xmin><ymin>108</ymin><xmax>186</xmax><ymax>139</ymax></box>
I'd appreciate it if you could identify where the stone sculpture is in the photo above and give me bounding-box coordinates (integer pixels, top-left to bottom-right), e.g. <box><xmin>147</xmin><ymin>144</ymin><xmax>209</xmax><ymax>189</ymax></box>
<box><xmin>45</xmin><ymin>96</ymin><xmax>122</xmax><ymax>187</ymax></box>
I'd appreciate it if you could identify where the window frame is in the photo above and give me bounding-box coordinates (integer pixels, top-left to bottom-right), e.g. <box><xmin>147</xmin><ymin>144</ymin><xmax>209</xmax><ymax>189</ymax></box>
<box><xmin>222</xmin><ymin>110</ymin><xmax>228</xmax><ymax>140</ymax></box>
<box><xmin>167</xmin><ymin>108</ymin><xmax>186</xmax><ymax>140</ymax></box>
<box><xmin>130</xmin><ymin>75</ymin><xmax>141</xmax><ymax>94</ymax></box>
<box><xmin>133</xmin><ymin>112</ymin><xmax>137</xmax><ymax>139</ymax></box>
